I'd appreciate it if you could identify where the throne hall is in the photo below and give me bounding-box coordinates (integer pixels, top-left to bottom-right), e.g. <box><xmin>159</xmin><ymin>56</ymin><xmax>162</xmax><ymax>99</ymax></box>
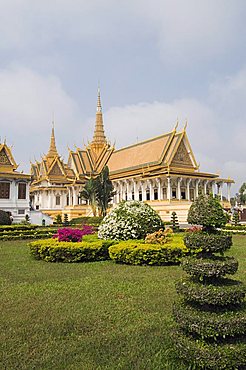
<box><xmin>30</xmin><ymin>90</ymin><xmax>233</xmax><ymax>222</ymax></box>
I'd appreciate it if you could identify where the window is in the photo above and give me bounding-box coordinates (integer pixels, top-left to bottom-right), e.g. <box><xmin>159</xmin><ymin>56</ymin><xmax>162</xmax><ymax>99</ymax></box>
<box><xmin>56</xmin><ymin>196</ymin><xmax>61</xmax><ymax>206</ymax></box>
<box><xmin>146</xmin><ymin>189</ymin><xmax>150</xmax><ymax>201</ymax></box>
<box><xmin>172</xmin><ymin>189</ymin><xmax>177</xmax><ymax>198</ymax></box>
<box><xmin>125</xmin><ymin>192</ymin><xmax>127</xmax><ymax>201</ymax></box>
<box><xmin>67</xmin><ymin>196</ymin><xmax>69</xmax><ymax>206</ymax></box>
<box><xmin>18</xmin><ymin>209</ymin><xmax>25</xmax><ymax>215</ymax></box>
<box><xmin>36</xmin><ymin>205</ymin><xmax>39</xmax><ymax>210</ymax></box>
<box><xmin>162</xmin><ymin>187</ymin><xmax>167</xmax><ymax>199</ymax></box>
<box><xmin>181</xmin><ymin>187</ymin><xmax>186</xmax><ymax>200</ymax></box>
<box><xmin>18</xmin><ymin>183</ymin><xmax>26</xmax><ymax>199</ymax></box>
<box><xmin>132</xmin><ymin>192</ymin><xmax>135</xmax><ymax>200</ymax></box>
<box><xmin>0</xmin><ymin>182</ymin><xmax>10</xmax><ymax>199</ymax></box>
<box><xmin>154</xmin><ymin>188</ymin><xmax>158</xmax><ymax>200</ymax></box>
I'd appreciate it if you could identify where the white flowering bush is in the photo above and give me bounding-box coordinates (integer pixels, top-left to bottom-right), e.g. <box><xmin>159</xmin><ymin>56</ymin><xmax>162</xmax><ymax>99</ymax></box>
<box><xmin>98</xmin><ymin>201</ymin><xmax>164</xmax><ymax>240</ymax></box>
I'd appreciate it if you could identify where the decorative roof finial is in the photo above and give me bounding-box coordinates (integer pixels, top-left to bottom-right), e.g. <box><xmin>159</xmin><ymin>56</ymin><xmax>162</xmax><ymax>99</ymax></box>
<box><xmin>183</xmin><ymin>119</ymin><xmax>188</xmax><ymax>131</ymax></box>
<box><xmin>97</xmin><ymin>85</ymin><xmax>102</xmax><ymax>113</ymax></box>
<box><xmin>91</xmin><ymin>86</ymin><xmax>107</xmax><ymax>147</ymax></box>
<box><xmin>47</xmin><ymin>123</ymin><xmax>58</xmax><ymax>158</ymax></box>
<box><xmin>174</xmin><ymin>118</ymin><xmax>179</xmax><ymax>131</ymax></box>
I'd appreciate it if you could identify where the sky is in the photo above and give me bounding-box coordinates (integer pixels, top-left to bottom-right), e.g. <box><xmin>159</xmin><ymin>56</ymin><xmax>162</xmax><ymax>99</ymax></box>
<box><xmin>0</xmin><ymin>0</ymin><xmax>246</xmax><ymax>194</ymax></box>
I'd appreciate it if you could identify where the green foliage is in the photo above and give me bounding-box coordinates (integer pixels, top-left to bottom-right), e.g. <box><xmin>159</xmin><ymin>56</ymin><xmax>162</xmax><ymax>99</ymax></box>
<box><xmin>181</xmin><ymin>256</ymin><xmax>239</xmax><ymax>279</ymax></box>
<box><xmin>172</xmin><ymin>328</ymin><xmax>246</xmax><ymax>370</ymax></box>
<box><xmin>29</xmin><ymin>238</ymin><xmax>115</xmax><ymax>262</ymax></box>
<box><xmin>80</xmin><ymin>177</ymin><xmax>98</xmax><ymax>216</ymax></box>
<box><xmin>173</xmin><ymin>300</ymin><xmax>246</xmax><ymax>339</ymax></box>
<box><xmin>63</xmin><ymin>213</ymin><xmax>69</xmax><ymax>226</ymax></box>
<box><xmin>0</xmin><ymin>225</ymin><xmax>58</xmax><ymax>240</ymax></box>
<box><xmin>184</xmin><ymin>231</ymin><xmax>232</xmax><ymax>254</ymax></box>
<box><xmin>232</xmin><ymin>210</ymin><xmax>240</xmax><ymax>226</ymax></box>
<box><xmin>171</xmin><ymin>212</ymin><xmax>179</xmax><ymax>231</ymax></box>
<box><xmin>69</xmin><ymin>216</ymin><xmax>103</xmax><ymax>227</ymax></box>
<box><xmin>187</xmin><ymin>194</ymin><xmax>227</xmax><ymax>230</ymax></box>
<box><xmin>98</xmin><ymin>201</ymin><xmax>164</xmax><ymax>240</ymax></box>
<box><xmin>55</xmin><ymin>214</ymin><xmax>62</xmax><ymax>224</ymax></box>
<box><xmin>0</xmin><ymin>210</ymin><xmax>11</xmax><ymax>225</ymax></box>
<box><xmin>95</xmin><ymin>166</ymin><xmax>115</xmax><ymax>217</ymax></box>
<box><xmin>109</xmin><ymin>234</ymin><xmax>187</xmax><ymax>265</ymax></box>
<box><xmin>176</xmin><ymin>278</ymin><xmax>246</xmax><ymax>306</ymax></box>
<box><xmin>239</xmin><ymin>182</ymin><xmax>246</xmax><ymax>205</ymax></box>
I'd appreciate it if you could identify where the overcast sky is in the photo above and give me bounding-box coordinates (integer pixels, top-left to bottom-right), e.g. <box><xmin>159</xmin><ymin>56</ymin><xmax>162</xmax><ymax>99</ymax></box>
<box><xmin>0</xmin><ymin>0</ymin><xmax>246</xmax><ymax>193</ymax></box>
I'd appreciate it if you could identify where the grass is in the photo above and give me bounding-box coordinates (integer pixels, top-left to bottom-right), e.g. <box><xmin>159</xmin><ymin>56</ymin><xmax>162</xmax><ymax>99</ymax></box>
<box><xmin>0</xmin><ymin>235</ymin><xmax>245</xmax><ymax>370</ymax></box>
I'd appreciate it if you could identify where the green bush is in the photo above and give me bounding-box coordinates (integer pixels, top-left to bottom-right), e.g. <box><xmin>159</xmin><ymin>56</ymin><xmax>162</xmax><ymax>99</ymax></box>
<box><xmin>98</xmin><ymin>201</ymin><xmax>164</xmax><ymax>240</ymax></box>
<box><xmin>172</xmin><ymin>329</ymin><xmax>246</xmax><ymax>370</ymax></box>
<box><xmin>176</xmin><ymin>278</ymin><xmax>246</xmax><ymax>306</ymax></box>
<box><xmin>109</xmin><ymin>235</ymin><xmax>187</xmax><ymax>265</ymax></box>
<box><xmin>29</xmin><ymin>238</ymin><xmax>115</xmax><ymax>262</ymax></box>
<box><xmin>184</xmin><ymin>231</ymin><xmax>232</xmax><ymax>253</ymax></box>
<box><xmin>70</xmin><ymin>216</ymin><xmax>103</xmax><ymax>227</ymax></box>
<box><xmin>0</xmin><ymin>210</ymin><xmax>12</xmax><ymax>225</ymax></box>
<box><xmin>173</xmin><ymin>300</ymin><xmax>246</xmax><ymax>339</ymax></box>
<box><xmin>187</xmin><ymin>194</ymin><xmax>227</xmax><ymax>230</ymax></box>
<box><xmin>181</xmin><ymin>256</ymin><xmax>238</xmax><ymax>278</ymax></box>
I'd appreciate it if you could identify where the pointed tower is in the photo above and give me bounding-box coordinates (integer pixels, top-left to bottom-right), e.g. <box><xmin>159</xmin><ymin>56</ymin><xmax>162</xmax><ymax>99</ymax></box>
<box><xmin>46</xmin><ymin>124</ymin><xmax>58</xmax><ymax>159</ymax></box>
<box><xmin>90</xmin><ymin>88</ymin><xmax>108</xmax><ymax>156</ymax></box>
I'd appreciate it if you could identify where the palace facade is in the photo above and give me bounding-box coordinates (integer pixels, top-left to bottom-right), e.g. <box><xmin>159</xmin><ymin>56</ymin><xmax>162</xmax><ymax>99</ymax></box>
<box><xmin>0</xmin><ymin>142</ymin><xmax>31</xmax><ymax>222</ymax></box>
<box><xmin>30</xmin><ymin>90</ymin><xmax>233</xmax><ymax>222</ymax></box>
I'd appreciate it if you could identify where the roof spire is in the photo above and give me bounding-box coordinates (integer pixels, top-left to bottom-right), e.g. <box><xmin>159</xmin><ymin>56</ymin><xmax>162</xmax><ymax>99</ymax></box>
<box><xmin>47</xmin><ymin>123</ymin><xmax>58</xmax><ymax>158</ymax></box>
<box><xmin>91</xmin><ymin>87</ymin><xmax>107</xmax><ymax>147</ymax></box>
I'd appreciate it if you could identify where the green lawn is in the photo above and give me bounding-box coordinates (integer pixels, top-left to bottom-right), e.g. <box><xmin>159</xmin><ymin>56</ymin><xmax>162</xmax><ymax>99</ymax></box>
<box><xmin>0</xmin><ymin>236</ymin><xmax>245</xmax><ymax>370</ymax></box>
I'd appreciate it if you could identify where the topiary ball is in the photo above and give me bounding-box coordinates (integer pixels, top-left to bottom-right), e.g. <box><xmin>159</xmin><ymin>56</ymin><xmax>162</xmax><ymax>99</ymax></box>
<box><xmin>98</xmin><ymin>201</ymin><xmax>164</xmax><ymax>240</ymax></box>
<box><xmin>187</xmin><ymin>194</ymin><xmax>227</xmax><ymax>230</ymax></box>
<box><xmin>0</xmin><ymin>210</ymin><xmax>12</xmax><ymax>225</ymax></box>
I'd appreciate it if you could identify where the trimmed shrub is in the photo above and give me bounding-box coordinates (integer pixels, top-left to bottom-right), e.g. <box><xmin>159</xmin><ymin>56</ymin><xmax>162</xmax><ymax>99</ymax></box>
<box><xmin>187</xmin><ymin>194</ymin><xmax>227</xmax><ymax>231</ymax></box>
<box><xmin>173</xmin><ymin>193</ymin><xmax>246</xmax><ymax>369</ymax></box>
<box><xmin>184</xmin><ymin>231</ymin><xmax>232</xmax><ymax>253</ymax></box>
<box><xmin>172</xmin><ymin>329</ymin><xmax>246</xmax><ymax>370</ymax></box>
<box><xmin>181</xmin><ymin>256</ymin><xmax>238</xmax><ymax>278</ymax></box>
<box><xmin>171</xmin><ymin>211</ymin><xmax>179</xmax><ymax>231</ymax></box>
<box><xmin>98</xmin><ymin>201</ymin><xmax>164</xmax><ymax>240</ymax></box>
<box><xmin>70</xmin><ymin>216</ymin><xmax>103</xmax><ymax>227</ymax></box>
<box><xmin>53</xmin><ymin>226</ymin><xmax>94</xmax><ymax>242</ymax></box>
<box><xmin>29</xmin><ymin>238</ymin><xmax>115</xmax><ymax>262</ymax></box>
<box><xmin>176</xmin><ymin>278</ymin><xmax>246</xmax><ymax>306</ymax></box>
<box><xmin>145</xmin><ymin>228</ymin><xmax>173</xmax><ymax>244</ymax></box>
<box><xmin>109</xmin><ymin>235</ymin><xmax>187</xmax><ymax>265</ymax></box>
<box><xmin>0</xmin><ymin>210</ymin><xmax>12</xmax><ymax>225</ymax></box>
<box><xmin>173</xmin><ymin>300</ymin><xmax>246</xmax><ymax>339</ymax></box>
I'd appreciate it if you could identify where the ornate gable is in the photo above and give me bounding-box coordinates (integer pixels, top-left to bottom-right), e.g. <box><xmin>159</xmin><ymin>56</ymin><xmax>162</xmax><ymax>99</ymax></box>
<box><xmin>0</xmin><ymin>147</ymin><xmax>11</xmax><ymax>165</ymax></box>
<box><xmin>48</xmin><ymin>160</ymin><xmax>64</xmax><ymax>177</ymax></box>
<box><xmin>171</xmin><ymin>140</ymin><xmax>193</xmax><ymax>166</ymax></box>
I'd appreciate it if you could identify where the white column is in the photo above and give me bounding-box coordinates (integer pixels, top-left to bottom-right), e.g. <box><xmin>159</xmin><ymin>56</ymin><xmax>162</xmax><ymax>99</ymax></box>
<box><xmin>177</xmin><ymin>178</ymin><xmax>181</xmax><ymax>200</ymax></box>
<box><xmin>142</xmin><ymin>181</ymin><xmax>147</xmax><ymax>201</ymax></box>
<box><xmin>158</xmin><ymin>178</ymin><xmax>162</xmax><ymax>200</ymax></box>
<box><xmin>204</xmin><ymin>180</ymin><xmax>208</xmax><ymax>195</ymax></box>
<box><xmin>227</xmin><ymin>183</ymin><xmax>231</xmax><ymax>202</ymax></box>
<box><xmin>187</xmin><ymin>178</ymin><xmax>191</xmax><ymax>201</ymax></box>
<box><xmin>220</xmin><ymin>182</ymin><xmax>224</xmax><ymax>201</ymax></box>
<box><xmin>48</xmin><ymin>190</ymin><xmax>52</xmax><ymax>209</ymax></box>
<box><xmin>149</xmin><ymin>180</ymin><xmax>154</xmax><ymax>200</ymax></box>
<box><xmin>167</xmin><ymin>177</ymin><xmax>171</xmax><ymax>201</ymax></box>
<box><xmin>195</xmin><ymin>179</ymin><xmax>200</xmax><ymax>198</ymax></box>
<box><xmin>212</xmin><ymin>182</ymin><xmax>216</xmax><ymax>197</ymax></box>
<box><xmin>133</xmin><ymin>180</ymin><xmax>138</xmax><ymax>200</ymax></box>
<box><xmin>126</xmin><ymin>181</ymin><xmax>132</xmax><ymax>200</ymax></box>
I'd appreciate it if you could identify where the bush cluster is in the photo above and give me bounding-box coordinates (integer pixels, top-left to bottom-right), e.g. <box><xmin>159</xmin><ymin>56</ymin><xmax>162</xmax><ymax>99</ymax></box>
<box><xmin>144</xmin><ymin>228</ymin><xmax>173</xmax><ymax>244</ymax></box>
<box><xmin>98</xmin><ymin>201</ymin><xmax>164</xmax><ymax>240</ymax></box>
<box><xmin>109</xmin><ymin>235</ymin><xmax>187</xmax><ymax>265</ymax></box>
<box><xmin>29</xmin><ymin>239</ymin><xmax>115</xmax><ymax>262</ymax></box>
<box><xmin>0</xmin><ymin>225</ymin><xmax>58</xmax><ymax>240</ymax></box>
<box><xmin>53</xmin><ymin>226</ymin><xmax>94</xmax><ymax>242</ymax></box>
<box><xmin>172</xmin><ymin>194</ymin><xmax>246</xmax><ymax>369</ymax></box>
<box><xmin>69</xmin><ymin>216</ymin><xmax>103</xmax><ymax>227</ymax></box>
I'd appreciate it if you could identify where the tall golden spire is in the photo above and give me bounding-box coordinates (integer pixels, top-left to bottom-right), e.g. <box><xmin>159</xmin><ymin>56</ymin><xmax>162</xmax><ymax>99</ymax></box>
<box><xmin>46</xmin><ymin>123</ymin><xmax>58</xmax><ymax>158</ymax></box>
<box><xmin>92</xmin><ymin>87</ymin><xmax>107</xmax><ymax>146</ymax></box>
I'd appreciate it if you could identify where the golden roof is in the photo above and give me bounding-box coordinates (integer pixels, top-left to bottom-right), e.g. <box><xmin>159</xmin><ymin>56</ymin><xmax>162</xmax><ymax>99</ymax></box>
<box><xmin>0</xmin><ymin>142</ymin><xmax>30</xmax><ymax>179</ymax></box>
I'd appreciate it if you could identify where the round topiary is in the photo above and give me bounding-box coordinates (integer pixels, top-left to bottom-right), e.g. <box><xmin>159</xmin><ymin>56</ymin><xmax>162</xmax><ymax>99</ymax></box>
<box><xmin>176</xmin><ymin>278</ymin><xmax>246</xmax><ymax>306</ymax></box>
<box><xmin>173</xmin><ymin>300</ymin><xmax>246</xmax><ymax>339</ymax></box>
<box><xmin>0</xmin><ymin>210</ymin><xmax>11</xmax><ymax>225</ymax></box>
<box><xmin>98</xmin><ymin>201</ymin><xmax>164</xmax><ymax>240</ymax></box>
<box><xmin>181</xmin><ymin>256</ymin><xmax>238</xmax><ymax>278</ymax></box>
<box><xmin>184</xmin><ymin>231</ymin><xmax>232</xmax><ymax>253</ymax></box>
<box><xmin>187</xmin><ymin>194</ymin><xmax>227</xmax><ymax>231</ymax></box>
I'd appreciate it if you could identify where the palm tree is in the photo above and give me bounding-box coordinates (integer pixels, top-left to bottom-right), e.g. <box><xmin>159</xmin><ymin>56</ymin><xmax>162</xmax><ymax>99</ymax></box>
<box><xmin>95</xmin><ymin>166</ymin><xmax>115</xmax><ymax>217</ymax></box>
<box><xmin>80</xmin><ymin>178</ymin><xmax>98</xmax><ymax>216</ymax></box>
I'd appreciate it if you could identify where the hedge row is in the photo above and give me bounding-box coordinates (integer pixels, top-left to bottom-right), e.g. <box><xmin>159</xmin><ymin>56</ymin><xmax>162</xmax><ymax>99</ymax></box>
<box><xmin>173</xmin><ymin>300</ymin><xmax>246</xmax><ymax>339</ymax></box>
<box><xmin>176</xmin><ymin>278</ymin><xmax>246</xmax><ymax>306</ymax></box>
<box><xmin>184</xmin><ymin>232</ymin><xmax>232</xmax><ymax>253</ymax></box>
<box><xmin>29</xmin><ymin>239</ymin><xmax>115</xmax><ymax>262</ymax></box>
<box><xmin>181</xmin><ymin>256</ymin><xmax>238</xmax><ymax>279</ymax></box>
<box><xmin>172</xmin><ymin>328</ymin><xmax>246</xmax><ymax>370</ymax></box>
<box><xmin>108</xmin><ymin>236</ymin><xmax>188</xmax><ymax>265</ymax></box>
<box><xmin>0</xmin><ymin>228</ymin><xmax>58</xmax><ymax>240</ymax></box>
<box><xmin>0</xmin><ymin>224</ymin><xmax>39</xmax><ymax>232</ymax></box>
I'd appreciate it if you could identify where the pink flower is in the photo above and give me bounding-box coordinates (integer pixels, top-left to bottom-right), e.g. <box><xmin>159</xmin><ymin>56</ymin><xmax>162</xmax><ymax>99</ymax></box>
<box><xmin>53</xmin><ymin>225</ymin><xmax>94</xmax><ymax>242</ymax></box>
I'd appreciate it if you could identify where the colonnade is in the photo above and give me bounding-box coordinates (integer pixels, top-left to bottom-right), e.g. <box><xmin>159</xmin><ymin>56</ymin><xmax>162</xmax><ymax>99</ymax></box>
<box><xmin>112</xmin><ymin>177</ymin><xmax>232</xmax><ymax>204</ymax></box>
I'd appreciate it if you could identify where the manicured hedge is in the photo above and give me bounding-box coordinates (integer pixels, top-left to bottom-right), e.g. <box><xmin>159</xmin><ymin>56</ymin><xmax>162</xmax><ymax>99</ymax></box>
<box><xmin>181</xmin><ymin>256</ymin><xmax>238</xmax><ymax>278</ymax></box>
<box><xmin>0</xmin><ymin>228</ymin><xmax>58</xmax><ymax>240</ymax></box>
<box><xmin>69</xmin><ymin>216</ymin><xmax>103</xmax><ymax>227</ymax></box>
<box><xmin>176</xmin><ymin>278</ymin><xmax>246</xmax><ymax>306</ymax></box>
<box><xmin>109</xmin><ymin>235</ymin><xmax>188</xmax><ymax>265</ymax></box>
<box><xmin>173</xmin><ymin>300</ymin><xmax>246</xmax><ymax>339</ymax></box>
<box><xmin>172</xmin><ymin>329</ymin><xmax>246</xmax><ymax>370</ymax></box>
<box><xmin>29</xmin><ymin>238</ymin><xmax>115</xmax><ymax>262</ymax></box>
<box><xmin>184</xmin><ymin>232</ymin><xmax>232</xmax><ymax>253</ymax></box>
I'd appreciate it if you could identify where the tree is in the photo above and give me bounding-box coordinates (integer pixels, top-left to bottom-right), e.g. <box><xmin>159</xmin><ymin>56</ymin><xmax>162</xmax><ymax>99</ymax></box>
<box><xmin>232</xmin><ymin>210</ymin><xmax>240</xmax><ymax>226</ymax></box>
<box><xmin>80</xmin><ymin>178</ymin><xmax>98</xmax><ymax>217</ymax></box>
<box><xmin>95</xmin><ymin>166</ymin><xmax>115</xmax><ymax>217</ymax></box>
<box><xmin>171</xmin><ymin>211</ymin><xmax>179</xmax><ymax>231</ymax></box>
<box><xmin>239</xmin><ymin>182</ymin><xmax>246</xmax><ymax>205</ymax></box>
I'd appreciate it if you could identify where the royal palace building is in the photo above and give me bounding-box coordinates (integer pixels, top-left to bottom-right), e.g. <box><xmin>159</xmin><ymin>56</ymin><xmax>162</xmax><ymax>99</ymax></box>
<box><xmin>30</xmin><ymin>90</ymin><xmax>233</xmax><ymax>222</ymax></box>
